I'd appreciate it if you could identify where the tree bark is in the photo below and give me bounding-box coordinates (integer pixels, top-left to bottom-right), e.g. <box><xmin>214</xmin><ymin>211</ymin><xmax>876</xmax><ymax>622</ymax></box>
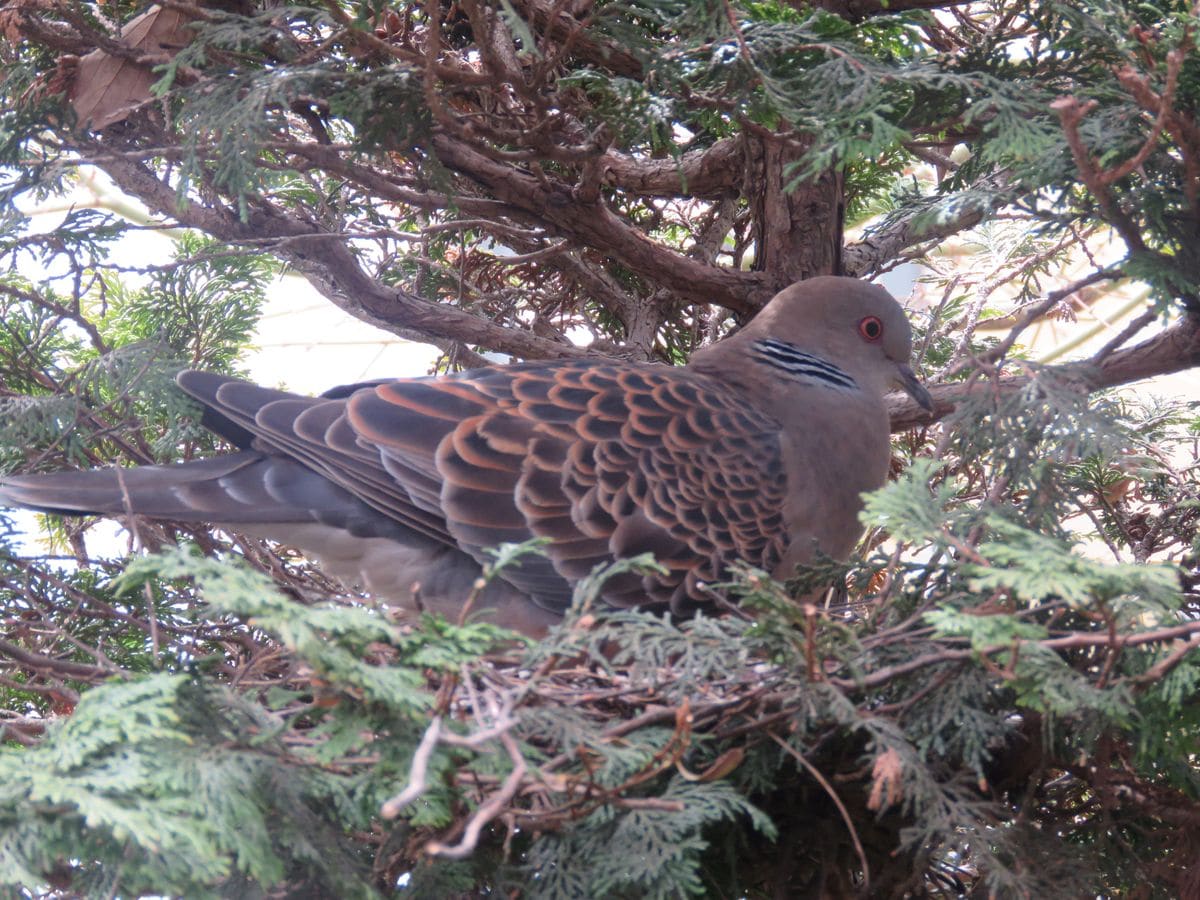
<box><xmin>750</xmin><ymin>134</ymin><xmax>844</xmax><ymax>286</ymax></box>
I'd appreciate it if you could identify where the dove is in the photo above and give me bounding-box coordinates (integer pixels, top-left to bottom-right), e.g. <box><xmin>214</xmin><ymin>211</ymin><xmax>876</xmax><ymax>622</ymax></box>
<box><xmin>0</xmin><ymin>277</ymin><xmax>931</xmax><ymax>634</ymax></box>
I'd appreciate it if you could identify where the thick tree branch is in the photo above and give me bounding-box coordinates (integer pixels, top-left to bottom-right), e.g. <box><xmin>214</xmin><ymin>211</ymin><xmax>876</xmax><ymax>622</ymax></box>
<box><xmin>599</xmin><ymin>137</ymin><xmax>745</xmax><ymax>199</ymax></box>
<box><xmin>887</xmin><ymin>314</ymin><xmax>1200</xmax><ymax>431</ymax></box>
<box><xmin>92</xmin><ymin>149</ymin><xmax>592</xmax><ymax>361</ymax></box>
<box><xmin>0</xmin><ymin>638</ymin><xmax>116</xmax><ymax>680</ymax></box>
<box><xmin>514</xmin><ymin>0</ymin><xmax>644</xmax><ymax>79</ymax></box>
<box><xmin>843</xmin><ymin>172</ymin><xmax>1012</xmax><ymax>277</ymax></box>
<box><xmin>431</xmin><ymin>132</ymin><xmax>772</xmax><ymax>314</ymax></box>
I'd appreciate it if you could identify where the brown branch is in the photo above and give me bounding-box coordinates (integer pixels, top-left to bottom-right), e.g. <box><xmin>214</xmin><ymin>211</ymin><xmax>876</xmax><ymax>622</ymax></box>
<box><xmin>831</xmin><ymin>619</ymin><xmax>1200</xmax><ymax>691</ymax></box>
<box><xmin>92</xmin><ymin>149</ymin><xmax>590</xmax><ymax>361</ymax></box>
<box><xmin>1131</xmin><ymin>636</ymin><xmax>1200</xmax><ymax>686</ymax></box>
<box><xmin>1092</xmin><ymin>307</ymin><xmax>1157</xmax><ymax>361</ymax></box>
<box><xmin>598</xmin><ymin>137</ymin><xmax>745</xmax><ymax>199</ymax></box>
<box><xmin>74</xmin><ymin>128</ymin><xmax>755</xmax><ymax>354</ymax></box>
<box><xmin>512</xmin><ymin>0</ymin><xmax>644</xmax><ymax>79</ymax></box>
<box><xmin>1050</xmin><ymin>92</ymin><xmax>1151</xmax><ymax>255</ymax></box>
<box><xmin>842</xmin><ymin>171</ymin><xmax>1012</xmax><ymax>277</ymax></box>
<box><xmin>975</xmin><ymin>268</ymin><xmax>1119</xmax><ymax>368</ymax></box>
<box><xmin>431</xmin><ymin>131</ymin><xmax>771</xmax><ymax>314</ymax></box>
<box><xmin>1102</xmin><ymin>51</ymin><xmax>1183</xmax><ymax>186</ymax></box>
<box><xmin>0</xmin><ymin>283</ymin><xmax>107</xmax><ymax>354</ymax></box>
<box><xmin>888</xmin><ymin>312</ymin><xmax>1200</xmax><ymax>432</ymax></box>
<box><xmin>460</xmin><ymin>0</ymin><xmax>525</xmax><ymax>92</ymax></box>
<box><xmin>0</xmin><ymin>637</ymin><xmax>117</xmax><ymax>680</ymax></box>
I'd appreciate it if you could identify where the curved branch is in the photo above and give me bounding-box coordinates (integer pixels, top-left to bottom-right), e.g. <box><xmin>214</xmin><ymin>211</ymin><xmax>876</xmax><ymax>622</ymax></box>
<box><xmin>513</xmin><ymin>0</ymin><xmax>644</xmax><ymax>79</ymax></box>
<box><xmin>0</xmin><ymin>637</ymin><xmax>117</xmax><ymax>680</ymax></box>
<box><xmin>93</xmin><ymin>150</ymin><xmax>591</xmax><ymax>361</ymax></box>
<box><xmin>843</xmin><ymin>172</ymin><xmax>1013</xmax><ymax>277</ymax></box>
<box><xmin>431</xmin><ymin>132</ymin><xmax>771</xmax><ymax>314</ymax></box>
<box><xmin>600</xmin><ymin>137</ymin><xmax>745</xmax><ymax>199</ymax></box>
<box><xmin>887</xmin><ymin>313</ymin><xmax>1200</xmax><ymax>431</ymax></box>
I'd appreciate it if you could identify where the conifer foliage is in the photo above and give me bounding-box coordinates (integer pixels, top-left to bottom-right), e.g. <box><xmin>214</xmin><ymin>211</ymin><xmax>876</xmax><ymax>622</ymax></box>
<box><xmin>2</xmin><ymin>1</ymin><xmax>1200</xmax><ymax>896</ymax></box>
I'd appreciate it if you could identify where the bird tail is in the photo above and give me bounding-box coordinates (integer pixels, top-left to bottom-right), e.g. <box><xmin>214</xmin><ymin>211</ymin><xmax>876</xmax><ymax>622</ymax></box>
<box><xmin>0</xmin><ymin>452</ymin><xmax>318</xmax><ymax>524</ymax></box>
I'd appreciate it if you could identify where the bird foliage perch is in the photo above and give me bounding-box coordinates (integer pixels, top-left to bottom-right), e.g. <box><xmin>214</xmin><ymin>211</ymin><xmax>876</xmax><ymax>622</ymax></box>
<box><xmin>0</xmin><ymin>278</ymin><xmax>932</xmax><ymax>633</ymax></box>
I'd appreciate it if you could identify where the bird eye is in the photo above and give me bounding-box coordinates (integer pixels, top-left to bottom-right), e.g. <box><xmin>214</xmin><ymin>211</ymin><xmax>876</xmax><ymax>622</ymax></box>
<box><xmin>858</xmin><ymin>316</ymin><xmax>883</xmax><ymax>342</ymax></box>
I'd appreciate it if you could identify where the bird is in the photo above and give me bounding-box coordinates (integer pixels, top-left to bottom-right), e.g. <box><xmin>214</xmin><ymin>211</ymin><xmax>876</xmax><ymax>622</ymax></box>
<box><xmin>0</xmin><ymin>277</ymin><xmax>932</xmax><ymax>635</ymax></box>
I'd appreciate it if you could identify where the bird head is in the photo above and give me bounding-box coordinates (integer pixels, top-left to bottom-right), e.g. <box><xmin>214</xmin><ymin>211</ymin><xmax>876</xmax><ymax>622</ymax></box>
<box><xmin>735</xmin><ymin>276</ymin><xmax>934</xmax><ymax>412</ymax></box>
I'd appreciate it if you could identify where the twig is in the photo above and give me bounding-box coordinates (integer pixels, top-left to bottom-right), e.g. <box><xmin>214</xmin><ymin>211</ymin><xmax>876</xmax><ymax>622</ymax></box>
<box><xmin>1052</xmin><ymin>95</ymin><xmax>1149</xmax><ymax>254</ymax></box>
<box><xmin>490</xmin><ymin>240</ymin><xmax>574</xmax><ymax>266</ymax></box>
<box><xmin>426</xmin><ymin>730</ymin><xmax>527</xmax><ymax>858</ymax></box>
<box><xmin>831</xmin><ymin>618</ymin><xmax>1200</xmax><ymax>691</ymax></box>
<box><xmin>381</xmin><ymin>716</ymin><xmax>443</xmax><ymax>819</ymax></box>
<box><xmin>977</xmin><ymin>269</ymin><xmax>1118</xmax><ymax>368</ymax></box>
<box><xmin>439</xmin><ymin>715</ymin><xmax>520</xmax><ymax>748</ymax></box>
<box><xmin>770</xmin><ymin>731</ymin><xmax>870</xmax><ymax>896</ymax></box>
<box><xmin>1102</xmin><ymin>49</ymin><xmax>1184</xmax><ymax>186</ymax></box>
<box><xmin>455</xmin><ymin>577</ymin><xmax>488</xmax><ymax>628</ymax></box>
<box><xmin>1091</xmin><ymin>307</ymin><xmax>1157</xmax><ymax>362</ymax></box>
<box><xmin>1130</xmin><ymin>635</ymin><xmax>1200</xmax><ymax>687</ymax></box>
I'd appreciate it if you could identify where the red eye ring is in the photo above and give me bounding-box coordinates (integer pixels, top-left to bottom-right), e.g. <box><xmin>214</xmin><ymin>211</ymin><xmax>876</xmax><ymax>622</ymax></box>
<box><xmin>858</xmin><ymin>315</ymin><xmax>883</xmax><ymax>342</ymax></box>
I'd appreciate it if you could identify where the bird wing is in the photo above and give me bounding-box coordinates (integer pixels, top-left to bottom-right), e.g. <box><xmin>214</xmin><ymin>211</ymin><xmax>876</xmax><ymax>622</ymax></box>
<box><xmin>345</xmin><ymin>360</ymin><xmax>790</xmax><ymax>615</ymax></box>
<box><xmin>179</xmin><ymin>362</ymin><xmax>788</xmax><ymax>615</ymax></box>
<box><xmin>177</xmin><ymin>372</ymin><xmax>450</xmax><ymax>544</ymax></box>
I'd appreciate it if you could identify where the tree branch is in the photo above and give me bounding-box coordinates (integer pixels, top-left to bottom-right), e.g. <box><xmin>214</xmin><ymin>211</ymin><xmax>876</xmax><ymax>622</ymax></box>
<box><xmin>92</xmin><ymin>149</ymin><xmax>592</xmax><ymax>361</ymax></box>
<box><xmin>888</xmin><ymin>313</ymin><xmax>1200</xmax><ymax>431</ymax></box>
<box><xmin>513</xmin><ymin>0</ymin><xmax>644</xmax><ymax>79</ymax></box>
<box><xmin>599</xmin><ymin>137</ymin><xmax>745</xmax><ymax>199</ymax></box>
<box><xmin>431</xmin><ymin>132</ymin><xmax>772</xmax><ymax>314</ymax></box>
<box><xmin>0</xmin><ymin>638</ymin><xmax>117</xmax><ymax>680</ymax></box>
<box><xmin>843</xmin><ymin>172</ymin><xmax>1012</xmax><ymax>277</ymax></box>
<box><xmin>832</xmin><ymin>618</ymin><xmax>1200</xmax><ymax>692</ymax></box>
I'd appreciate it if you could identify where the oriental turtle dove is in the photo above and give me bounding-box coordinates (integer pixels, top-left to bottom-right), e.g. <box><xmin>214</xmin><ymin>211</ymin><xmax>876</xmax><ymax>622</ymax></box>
<box><xmin>0</xmin><ymin>277</ymin><xmax>932</xmax><ymax>634</ymax></box>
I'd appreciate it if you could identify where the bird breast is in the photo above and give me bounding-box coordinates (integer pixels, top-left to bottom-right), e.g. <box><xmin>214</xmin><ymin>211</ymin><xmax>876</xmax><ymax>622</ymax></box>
<box><xmin>775</xmin><ymin>390</ymin><xmax>891</xmax><ymax>573</ymax></box>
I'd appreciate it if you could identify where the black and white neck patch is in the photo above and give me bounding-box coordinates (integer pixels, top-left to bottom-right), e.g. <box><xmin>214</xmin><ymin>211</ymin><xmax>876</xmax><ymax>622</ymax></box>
<box><xmin>752</xmin><ymin>339</ymin><xmax>858</xmax><ymax>392</ymax></box>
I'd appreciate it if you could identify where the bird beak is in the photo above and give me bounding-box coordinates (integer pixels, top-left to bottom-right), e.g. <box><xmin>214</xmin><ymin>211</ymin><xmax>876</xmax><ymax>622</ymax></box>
<box><xmin>895</xmin><ymin>364</ymin><xmax>934</xmax><ymax>412</ymax></box>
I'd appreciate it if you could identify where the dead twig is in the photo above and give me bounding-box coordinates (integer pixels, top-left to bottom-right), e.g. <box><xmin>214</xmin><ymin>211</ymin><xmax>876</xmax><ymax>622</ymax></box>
<box><xmin>770</xmin><ymin>731</ymin><xmax>870</xmax><ymax>896</ymax></box>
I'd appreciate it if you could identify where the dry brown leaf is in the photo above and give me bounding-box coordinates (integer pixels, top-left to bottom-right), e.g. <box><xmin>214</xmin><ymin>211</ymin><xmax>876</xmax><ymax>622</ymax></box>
<box><xmin>0</xmin><ymin>11</ymin><xmax>22</xmax><ymax>44</ymax></box>
<box><xmin>0</xmin><ymin>0</ymin><xmax>49</xmax><ymax>44</ymax></box>
<box><xmin>71</xmin><ymin>5</ymin><xmax>194</xmax><ymax>131</ymax></box>
<box><xmin>866</xmin><ymin>747</ymin><xmax>904</xmax><ymax>813</ymax></box>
